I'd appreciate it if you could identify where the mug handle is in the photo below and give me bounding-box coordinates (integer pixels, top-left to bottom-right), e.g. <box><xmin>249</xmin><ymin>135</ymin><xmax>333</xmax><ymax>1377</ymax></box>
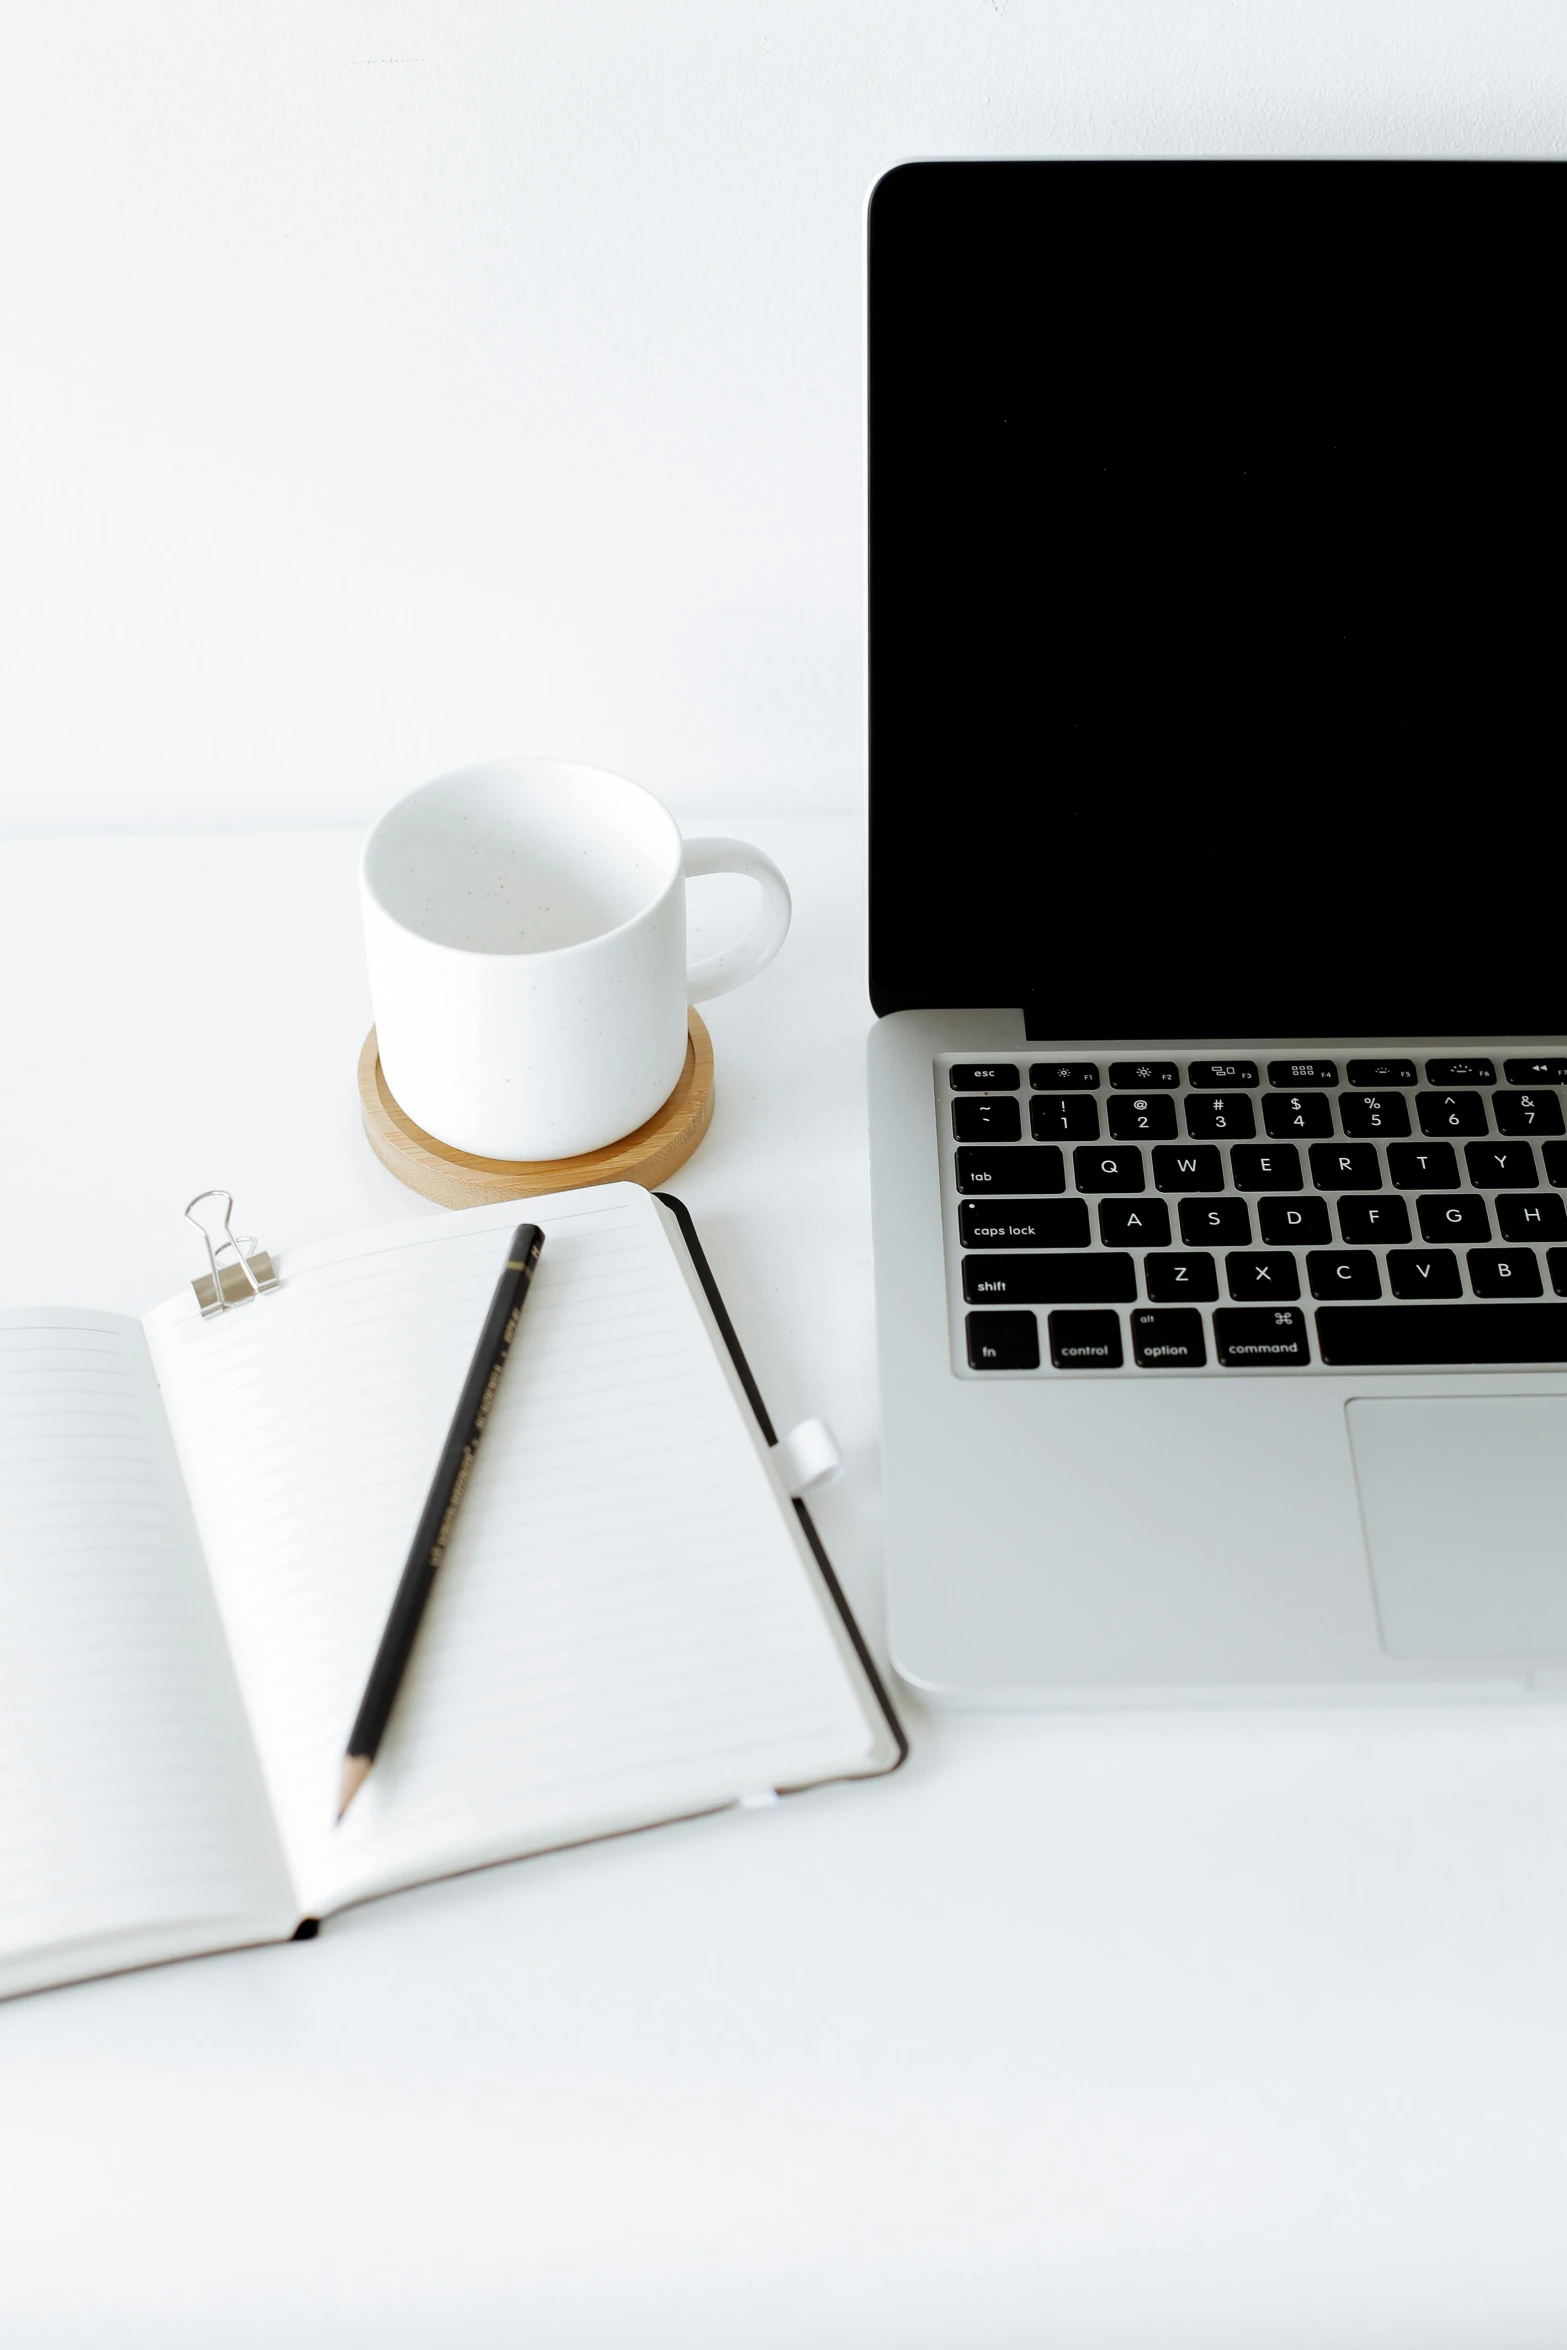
<box><xmin>682</xmin><ymin>838</ymin><xmax>792</xmax><ymax>1003</ymax></box>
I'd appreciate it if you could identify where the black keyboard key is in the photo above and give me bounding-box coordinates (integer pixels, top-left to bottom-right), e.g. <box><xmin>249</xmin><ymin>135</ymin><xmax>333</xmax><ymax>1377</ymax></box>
<box><xmin>1317</xmin><ymin>1302</ymin><xmax>1567</xmax><ymax>1365</ymax></box>
<box><xmin>1031</xmin><ymin>1094</ymin><xmax>1100</xmax><ymax>1141</ymax></box>
<box><xmin>1493</xmin><ymin>1090</ymin><xmax>1565</xmax><ymax>1136</ymax></box>
<box><xmin>1099</xmin><ymin>1198</ymin><xmax>1171</xmax><ymax>1247</ymax></box>
<box><xmin>1340</xmin><ymin>1093</ymin><xmax>1411</xmax><ymax>1138</ymax></box>
<box><xmin>959</xmin><ymin>1200</ymin><xmax>1091</xmax><ymax>1249</ymax></box>
<box><xmin>1417</xmin><ymin>1194</ymin><xmax>1492</xmax><ymax>1243</ymax></box>
<box><xmin>1269</xmin><ymin>1059</ymin><xmax>1339</xmax><ymax>1087</ymax></box>
<box><xmin>1214</xmin><ymin>1307</ymin><xmax>1311</xmax><ymax>1367</ymax></box>
<box><xmin>1131</xmin><ymin>1308</ymin><xmax>1206</xmax><ymax>1368</ymax></box>
<box><xmin>1388</xmin><ymin>1142</ymin><xmax>1458</xmax><ymax>1189</ymax></box>
<box><xmin>1426</xmin><ymin>1057</ymin><xmax>1496</xmax><ymax>1085</ymax></box>
<box><xmin>1109</xmin><ymin>1060</ymin><xmax>1179</xmax><ymax>1088</ymax></box>
<box><xmin>1497</xmin><ymin>1193</ymin><xmax>1567</xmax><ymax>1241</ymax></box>
<box><xmin>1048</xmin><ymin>1310</ymin><xmax>1123</xmax><ymax>1369</ymax></box>
<box><xmin>951</xmin><ymin>1062</ymin><xmax>1019</xmax><ymax>1090</ymax></box>
<box><xmin>1226</xmin><ymin>1251</ymin><xmax>1301</xmax><ymax>1301</ymax></box>
<box><xmin>956</xmin><ymin>1147</ymin><xmax>1065</xmax><ymax>1195</ymax></box>
<box><xmin>1230</xmin><ymin>1144</ymin><xmax>1304</xmax><ymax>1192</ymax></box>
<box><xmin>1180</xmin><ymin>1197</ymin><xmax>1251</xmax><ymax>1246</ymax></box>
<box><xmin>1550</xmin><ymin>1249</ymin><xmax>1567</xmax><ymax>1296</ymax></box>
<box><xmin>1338</xmin><ymin>1195</ymin><xmax>1412</xmax><ymax>1244</ymax></box>
<box><xmin>1107</xmin><ymin>1095</ymin><xmax>1178</xmax><ymax>1140</ymax></box>
<box><xmin>1260</xmin><ymin>1197</ymin><xmax>1332</xmax><ymax>1244</ymax></box>
<box><xmin>952</xmin><ymin>1097</ymin><xmax>1021</xmax><ymax>1143</ymax></box>
<box><xmin>1306</xmin><ymin>1250</ymin><xmax>1381</xmax><ymax>1300</ymax></box>
<box><xmin>1073</xmin><ymin>1146</ymin><xmax>1145</xmax><ymax>1193</ymax></box>
<box><xmin>1145</xmin><ymin>1252</ymin><xmax>1218</xmax><ymax>1302</ymax></box>
<box><xmin>966</xmin><ymin>1311</ymin><xmax>1039</xmax><ymax>1370</ymax></box>
<box><xmin>1546</xmin><ymin>1142</ymin><xmax>1567</xmax><ymax>1187</ymax></box>
<box><xmin>1029</xmin><ymin>1061</ymin><xmax>1100</xmax><ymax>1089</ymax></box>
<box><xmin>1417</xmin><ymin>1091</ymin><xmax>1488</xmax><ymax>1136</ymax></box>
<box><xmin>1186</xmin><ymin>1060</ymin><xmax>1258</xmax><ymax>1088</ymax></box>
<box><xmin>1310</xmin><ymin>1143</ymin><xmax>1382</xmax><ymax>1190</ymax></box>
<box><xmin>1263</xmin><ymin>1092</ymin><xmax>1333</xmax><ymax>1138</ymax></box>
<box><xmin>1185</xmin><ymin>1094</ymin><xmax>1256</xmax><ymax>1139</ymax></box>
<box><xmin>1152</xmin><ymin>1145</ymin><xmax>1223</xmax><ymax>1193</ymax></box>
<box><xmin>1387</xmin><ymin>1249</ymin><xmax>1462</xmax><ymax>1298</ymax></box>
<box><xmin>1468</xmin><ymin>1248</ymin><xmax>1544</xmax><ymax>1298</ymax></box>
<box><xmin>962</xmin><ymin>1254</ymin><xmax>1137</xmax><ymax>1305</ymax></box>
<box><xmin>1347</xmin><ymin>1058</ymin><xmax>1417</xmax><ymax>1086</ymax></box>
<box><xmin>1505</xmin><ymin>1058</ymin><xmax>1567</xmax><ymax>1085</ymax></box>
<box><xmin>1465</xmin><ymin>1140</ymin><xmax>1537</xmax><ymax>1189</ymax></box>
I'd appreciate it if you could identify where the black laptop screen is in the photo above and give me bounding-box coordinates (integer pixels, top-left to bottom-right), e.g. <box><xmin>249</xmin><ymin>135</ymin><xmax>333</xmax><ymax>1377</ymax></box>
<box><xmin>868</xmin><ymin>161</ymin><xmax>1565</xmax><ymax>1036</ymax></box>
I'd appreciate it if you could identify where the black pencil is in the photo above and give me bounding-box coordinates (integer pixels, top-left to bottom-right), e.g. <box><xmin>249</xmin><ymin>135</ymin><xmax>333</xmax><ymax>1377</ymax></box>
<box><xmin>337</xmin><ymin>1222</ymin><xmax>545</xmax><ymax>1821</ymax></box>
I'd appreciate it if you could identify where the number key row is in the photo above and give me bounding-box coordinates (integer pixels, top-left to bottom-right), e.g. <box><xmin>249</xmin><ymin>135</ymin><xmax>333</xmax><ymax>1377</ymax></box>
<box><xmin>953</xmin><ymin>1091</ymin><xmax>1566</xmax><ymax>1148</ymax></box>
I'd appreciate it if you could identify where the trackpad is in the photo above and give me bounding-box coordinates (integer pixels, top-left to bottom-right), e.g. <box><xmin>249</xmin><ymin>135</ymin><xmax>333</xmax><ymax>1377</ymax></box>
<box><xmin>1347</xmin><ymin>1396</ymin><xmax>1567</xmax><ymax>1659</ymax></box>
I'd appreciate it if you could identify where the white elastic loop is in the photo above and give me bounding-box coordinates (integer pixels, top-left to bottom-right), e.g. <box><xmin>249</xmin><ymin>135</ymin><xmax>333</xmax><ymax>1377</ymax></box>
<box><xmin>773</xmin><ymin>1417</ymin><xmax>843</xmax><ymax>1497</ymax></box>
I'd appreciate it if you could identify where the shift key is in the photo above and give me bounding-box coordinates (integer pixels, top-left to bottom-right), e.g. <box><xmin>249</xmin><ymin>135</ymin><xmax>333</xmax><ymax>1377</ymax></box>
<box><xmin>962</xmin><ymin>1253</ymin><xmax>1137</xmax><ymax>1304</ymax></box>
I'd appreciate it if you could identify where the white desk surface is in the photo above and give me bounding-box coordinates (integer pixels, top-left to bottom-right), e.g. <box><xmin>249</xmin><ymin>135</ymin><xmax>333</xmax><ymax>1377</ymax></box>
<box><xmin>3</xmin><ymin>818</ymin><xmax>1567</xmax><ymax>2349</ymax></box>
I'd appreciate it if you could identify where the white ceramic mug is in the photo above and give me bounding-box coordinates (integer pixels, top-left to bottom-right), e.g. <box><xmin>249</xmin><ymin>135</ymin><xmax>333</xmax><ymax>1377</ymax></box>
<box><xmin>361</xmin><ymin>757</ymin><xmax>791</xmax><ymax>1160</ymax></box>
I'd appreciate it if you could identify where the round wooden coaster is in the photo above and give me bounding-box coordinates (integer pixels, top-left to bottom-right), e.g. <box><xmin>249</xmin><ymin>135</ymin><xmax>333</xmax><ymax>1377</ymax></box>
<box><xmin>358</xmin><ymin>1010</ymin><xmax>715</xmax><ymax>1208</ymax></box>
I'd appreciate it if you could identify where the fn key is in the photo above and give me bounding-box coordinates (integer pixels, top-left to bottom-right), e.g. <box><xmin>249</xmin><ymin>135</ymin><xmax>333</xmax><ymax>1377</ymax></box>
<box><xmin>966</xmin><ymin>1310</ymin><xmax>1039</xmax><ymax>1370</ymax></box>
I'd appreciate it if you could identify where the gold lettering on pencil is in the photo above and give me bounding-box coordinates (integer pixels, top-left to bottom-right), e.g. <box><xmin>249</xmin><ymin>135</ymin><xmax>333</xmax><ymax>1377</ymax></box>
<box><xmin>429</xmin><ymin>1442</ymin><xmax>477</xmax><ymax>1564</ymax></box>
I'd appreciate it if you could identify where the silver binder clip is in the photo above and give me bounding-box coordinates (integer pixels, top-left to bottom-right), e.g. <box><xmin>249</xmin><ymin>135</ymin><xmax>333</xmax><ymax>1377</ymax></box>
<box><xmin>185</xmin><ymin>1190</ymin><xmax>281</xmax><ymax>1317</ymax></box>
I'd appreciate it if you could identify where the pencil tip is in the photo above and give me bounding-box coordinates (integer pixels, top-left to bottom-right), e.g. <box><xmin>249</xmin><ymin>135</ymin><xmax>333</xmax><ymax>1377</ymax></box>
<box><xmin>337</xmin><ymin>1754</ymin><xmax>371</xmax><ymax>1822</ymax></box>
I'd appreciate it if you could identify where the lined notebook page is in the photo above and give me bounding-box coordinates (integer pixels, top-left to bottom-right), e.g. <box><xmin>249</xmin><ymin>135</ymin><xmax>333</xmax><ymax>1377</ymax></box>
<box><xmin>144</xmin><ymin>1189</ymin><xmax>875</xmax><ymax>1918</ymax></box>
<box><xmin>0</xmin><ymin>1313</ymin><xmax>295</xmax><ymax>1999</ymax></box>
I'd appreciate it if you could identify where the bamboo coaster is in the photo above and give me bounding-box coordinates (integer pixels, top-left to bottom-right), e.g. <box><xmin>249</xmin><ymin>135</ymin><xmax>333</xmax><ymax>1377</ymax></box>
<box><xmin>358</xmin><ymin>1010</ymin><xmax>715</xmax><ymax>1208</ymax></box>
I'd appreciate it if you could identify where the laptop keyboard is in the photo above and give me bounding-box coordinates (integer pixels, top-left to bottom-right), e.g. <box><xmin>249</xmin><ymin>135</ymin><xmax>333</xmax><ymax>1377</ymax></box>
<box><xmin>942</xmin><ymin>1050</ymin><xmax>1567</xmax><ymax>1374</ymax></box>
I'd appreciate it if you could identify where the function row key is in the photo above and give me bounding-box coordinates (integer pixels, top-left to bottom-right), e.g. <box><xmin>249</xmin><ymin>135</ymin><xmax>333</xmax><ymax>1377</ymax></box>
<box><xmin>956</xmin><ymin>1055</ymin><xmax>1562</xmax><ymax>1099</ymax></box>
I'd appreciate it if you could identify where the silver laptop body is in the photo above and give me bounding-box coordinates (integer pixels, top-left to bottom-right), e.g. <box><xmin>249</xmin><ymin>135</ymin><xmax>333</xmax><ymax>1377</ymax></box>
<box><xmin>866</xmin><ymin>163</ymin><xmax>1567</xmax><ymax>1703</ymax></box>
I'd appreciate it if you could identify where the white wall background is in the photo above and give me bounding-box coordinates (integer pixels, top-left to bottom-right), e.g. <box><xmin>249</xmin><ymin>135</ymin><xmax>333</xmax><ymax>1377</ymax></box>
<box><xmin>2</xmin><ymin>1</ymin><xmax>1564</xmax><ymax>837</ymax></box>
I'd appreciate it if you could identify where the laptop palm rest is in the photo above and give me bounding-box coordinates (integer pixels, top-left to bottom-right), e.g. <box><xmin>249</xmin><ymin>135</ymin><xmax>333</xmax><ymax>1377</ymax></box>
<box><xmin>1347</xmin><ymin>1397</ymin><xmax>1567</xmax><ymax>1660</ymax></box>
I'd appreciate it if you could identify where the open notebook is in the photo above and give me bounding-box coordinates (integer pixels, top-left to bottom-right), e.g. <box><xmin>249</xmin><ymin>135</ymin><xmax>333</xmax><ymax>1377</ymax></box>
<box><xmin>0</xmin><ymin>1186</ymin><xmax>903</xmax><ymax>2001</ymax></box>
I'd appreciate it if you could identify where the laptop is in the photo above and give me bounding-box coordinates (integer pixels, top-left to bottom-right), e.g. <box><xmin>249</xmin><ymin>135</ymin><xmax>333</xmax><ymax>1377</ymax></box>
<box><xmin>866</xmin><ymin>160</ymin><xmax>1567</xmax><ymax>1703</ymax></box>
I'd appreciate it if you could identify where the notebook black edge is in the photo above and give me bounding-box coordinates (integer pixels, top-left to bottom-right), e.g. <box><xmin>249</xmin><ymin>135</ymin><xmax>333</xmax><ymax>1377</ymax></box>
<box><xmin>654</xmin><ymin>1191</ymin><xmax>909</xmax><ymax>1773</ymax></box>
